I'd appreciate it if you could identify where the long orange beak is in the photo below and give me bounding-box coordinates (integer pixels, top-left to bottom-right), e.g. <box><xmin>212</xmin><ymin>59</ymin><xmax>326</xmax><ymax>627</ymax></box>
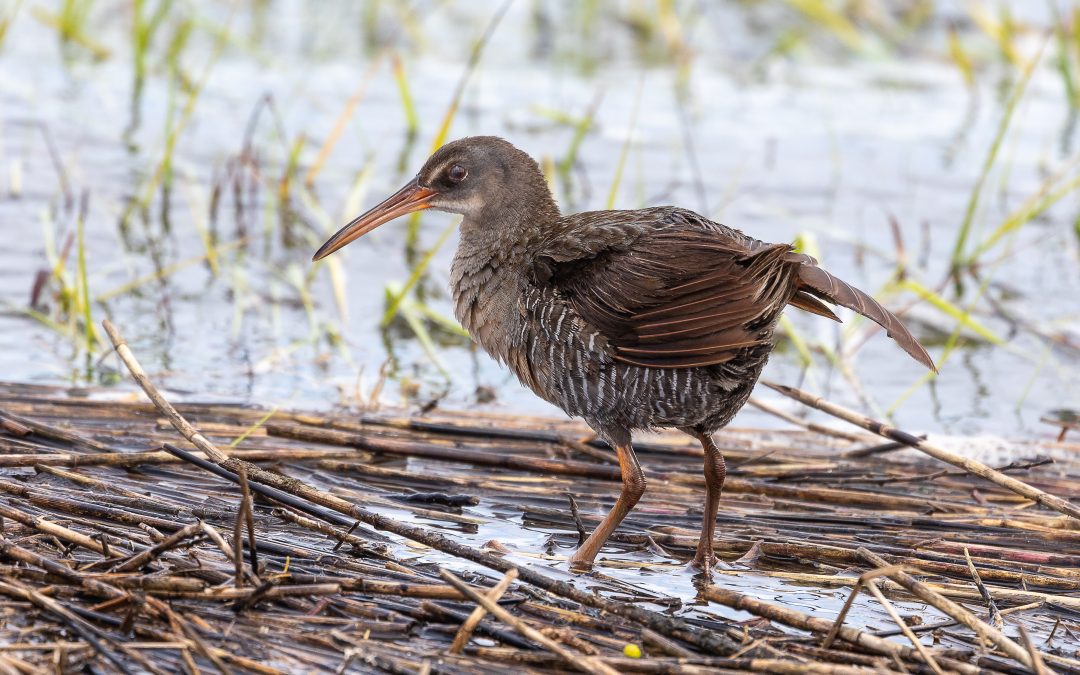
<box><xmin>312</xmin><ymin>178</ymin><xmax>437</xmax><ymax>261</ymax></box>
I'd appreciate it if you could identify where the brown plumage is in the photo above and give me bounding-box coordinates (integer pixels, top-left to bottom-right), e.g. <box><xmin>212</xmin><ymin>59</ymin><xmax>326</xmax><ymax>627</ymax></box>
<box><xmin>314</xmin><ymin>136</ymin><xmax>936</xmax><ymax>574</ymax></box>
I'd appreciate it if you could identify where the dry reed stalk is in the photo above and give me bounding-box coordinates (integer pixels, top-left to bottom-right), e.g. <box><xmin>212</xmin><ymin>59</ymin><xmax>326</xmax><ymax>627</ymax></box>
<box><xmin>963</xmin><ymin>547</ymin><xmax>1004</xmax><ymax>630</ymax></box>
<box><xmin>644</xmin><ymin>532</ymin><xmax>1080</xmax><ymax>589</ymax></box>
<box><xmin>0</xmin><ymin>502</ymin><xmax>119</xmax><ymax>558</ymax></box>
<box><xmin>0</xmin><ymin>536</ymin><xmax>126</xmax><ymax>600</ymax></box>
<box><xmin>267</xmin><ymin>422</ymin><xmax>623</xmax><ymax>480</ymax></box>
<box><xmin>701</xmin><ymin>585</ymin><xmax>979</xmax><ymax>674</ymax></box>
<box><xmin>102</xmin><ymin>320</ymin><xmax>229</xmax><ymax>463</ymax></box>
<box><xmin>746</xmin><ymin>396</ymin><xmax>866</xmax><ymax>442</ymax></box>
<box><xmin>0</xmin><ymin>447</ymin><xmax>361</xmax><ymax>468</ymax></box>
<box><xmin>1019</xmin><ymin>625</ymin><xmax>1052</xmax><ymax>675</ymax></box>
<box><xmin>110</xmin><ymin>522</ymin><xmax>203</xmax><ymax>573</ymax></box>
<box><xmin>462</xmin><ymin>648</ymin><xmax>897</xmax><ymax>673</ymax></box>
<box><xmin>0</xmin><ymin>319</ymin><xmax>1052</xmax><ymax>670</ymax></box>
<box><xmin>856</xmin><ymin>547</ymin><xmax>1040</xmax><ymax>670</ymax></box>
<box><xmin>168</xmin><ymin>439</ymin><xmax>741</xmax><ymax>654</ymax></box>
<box><xmin>641</xmin><ymin>628</ymin><xmax>695</xmax><ymax>658</ymax></box>
<box><xmin>33</xmin><ymin>464</ymin><xmax>147</xmax><ymax>499</ymax></box>
<box><xmin>101</xmin><ymin>317</ymin><xmax>739</xmax><ymax>655</ymax></box>
<box><xmin>0</xmin><ymin>408</ymin><xmax>117</xmax><ymax>453</ymax></box>
<box><xmin>269</xmin><ymin>508</ymin><xmax>392</xmax><ymax>557</ymax></box>
<box><xmin>820</xmin><ymin>564</ymin><xmax>907</xmax><ymax>649</ymax></box>
<box><xmin>763</xmin><ymin>381</ymin><xmax>1080</xmax><ymax>522</ymax></box>
<box><xmin>448</xmin><ymin>568</ymin><xmax>519</xmax><ymax>654</ymax></box>
<box><xmin>863</xmin><ymin>580</ymin><xmax>944</xmax><ymax>675</ymax></box>
<box><xmin>237</xmin><ymin>465</ymin><xmax>259</xmax><ymax>582</ymax></box>
<box><xmin>440</xmin><ymin>569</ymin><xmax>619</xmax><ymax>675</ymax></box>
<box><xmin>0</xmin><ymin>578</ymin><xmax>136</xmax><ymax>674</ymax></box>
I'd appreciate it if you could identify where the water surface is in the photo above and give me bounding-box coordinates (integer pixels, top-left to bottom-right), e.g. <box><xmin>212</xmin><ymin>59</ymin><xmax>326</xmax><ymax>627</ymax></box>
<box><xmin>0</xmin><ymin>1</ymin><xmax>1076</xmax><ymax>438</ymax></box>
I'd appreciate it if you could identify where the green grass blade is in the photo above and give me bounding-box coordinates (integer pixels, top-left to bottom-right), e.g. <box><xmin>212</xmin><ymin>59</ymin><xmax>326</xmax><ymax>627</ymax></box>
<box><xmin>779</xmin><ymin>315</ymin><xmax>815</xmax><ymax>369</ymax></box>
<box><xmin>382</xmin><ymin>217</ymin><xmax>458</xmax><ymax>327</ymax></box>
<box><xmin>384</xmin><ymin>284</ymin><xmax>450</xmax><ymax>377</ymax></box>
<box><xmin>894</xmin><ymin>278</ymin><xmax>1003</xmax><ymax>345</ymax></box>
<box><xmin>95</xmin><ymin>238</ymin><xmax>246</xmax><ymax>302</ymax></box>
<box><xmin>781</xmin><ymin>0</ymin><xmax>865</xmax><ymax>52</ymax></box>
<box><xmin>0</xmin><ymin>0</ymin><xmax>25</xmax><ymax>49</ymax></box>
<box><xmin>122</xmin><ymin>5</ymin><xmax>234</xmax><ymax>224</ymax></box>
<box><xmin>947</xmin><ymin>23</ymin><xmax>975</xmax><ymax>87</ymax></box>
<box><xmin>949</xmin><ymin>41</ymin><xmax>1042</xmax><ymax>275</ymax></box>
<box><xmin>969</xmin><ymin>172</ymin><xmax>1080</xmax><ymax>260</ymax></box>
<box><xmin>555</xmin><ymin>91</ymin><xmax>604</xmax><ymax>189</ymax></box>
<box><xmin>229</xmin><ymin>405</ymin><xmax>279</xmax><ymax>448</ymax></box>
<box><xmin>10</xmin><ymin>305</ymin><xmax>76</xmax><ymax>341</ymax></box>
<box><xmin>417</xmin><ymin>304</ymin><xmax>469</xmax><ymax>338</ymax></box>
<box><xmin>606</xmin><ymin>79</ymin><xmax>643</xmax><ymax>210</ymax></box>
<box><xmin>392</xmin><ymin>53</ymin><xmax>419</xmax><ymax>136</ymax></box>
<box><xmin>76</xmin><ymin>200</ymin><xmax>97</xmax><ymax>351</ymax></box>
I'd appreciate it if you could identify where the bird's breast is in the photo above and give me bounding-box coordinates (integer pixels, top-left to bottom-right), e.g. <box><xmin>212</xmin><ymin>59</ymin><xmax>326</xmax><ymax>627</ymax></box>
<box><xmin>449</xmin><ymin>249</ymin><xmax>528</xmax><ymax>366</ymax></box>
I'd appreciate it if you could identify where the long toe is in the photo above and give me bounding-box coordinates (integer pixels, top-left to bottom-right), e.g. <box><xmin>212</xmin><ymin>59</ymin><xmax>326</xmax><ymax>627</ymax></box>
<box><xmin>687</xmin><ymin>556</ymin><xmax>715</xmax><ymax>585</ymax></box>
<box><xmin>691</xmin><ymin>554</ymin><xmax>716</xmax><ymax>570</ymax></box>
<box><xmin>568</xmin><ymin>549</ymin><xmax>596</xmax><ymax>571</ymax></box>
<box><xmin>691</xmin><ymin>544</ymin><xmax>718</xmax><ymax>570</ymax></box>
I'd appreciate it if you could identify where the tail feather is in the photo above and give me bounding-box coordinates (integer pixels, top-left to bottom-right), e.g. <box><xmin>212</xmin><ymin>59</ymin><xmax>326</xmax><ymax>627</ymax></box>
<box><xmin>797</xmin><ymin>265</ymin><xmax>937</xmax><ymax>372</ymax></box>
<box><xmin>788</xmin><ymin>291</ymin><xmax>841</xmax><ymax>322</ymax></box>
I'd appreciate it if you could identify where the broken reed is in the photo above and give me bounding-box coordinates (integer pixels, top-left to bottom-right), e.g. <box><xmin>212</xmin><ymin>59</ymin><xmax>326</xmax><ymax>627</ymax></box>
<box><xmin>0</xmin><ymin>318</ymin><xmax>1076</xmax><ymax>671</ymax></box>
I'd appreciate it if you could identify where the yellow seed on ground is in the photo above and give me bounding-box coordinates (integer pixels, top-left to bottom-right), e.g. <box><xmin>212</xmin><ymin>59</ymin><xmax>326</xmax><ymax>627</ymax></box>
<box><xmin>623</xmin><ymin>643</ymin><xmax>642</xmax><ymax>658</ymax></box>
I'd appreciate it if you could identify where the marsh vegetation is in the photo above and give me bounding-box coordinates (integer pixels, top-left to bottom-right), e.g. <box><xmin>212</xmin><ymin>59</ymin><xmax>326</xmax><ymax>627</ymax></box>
<box><xmin>0</xmin><ymin>1</ymin><xmax>1077</xmax><ymax>436</ymax></box>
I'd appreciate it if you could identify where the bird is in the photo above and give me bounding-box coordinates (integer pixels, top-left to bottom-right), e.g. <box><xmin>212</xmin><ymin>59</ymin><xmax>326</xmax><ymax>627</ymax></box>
<box><xmin>313</xmin><ymin>136</ymin><xmax>936</xmax><ymax>573</ymax></box>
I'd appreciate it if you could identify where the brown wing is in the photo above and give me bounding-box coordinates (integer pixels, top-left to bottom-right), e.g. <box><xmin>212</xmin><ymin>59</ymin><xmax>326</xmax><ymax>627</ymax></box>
<box><xmin>545</xmin><ymin>213</ymin><xmax>803</xmax><ymax>369</ymax></box>
<box><xmin>542</xmin><ymin>207</ymin><xmax>936</xmax><ymax>372</ymax></box>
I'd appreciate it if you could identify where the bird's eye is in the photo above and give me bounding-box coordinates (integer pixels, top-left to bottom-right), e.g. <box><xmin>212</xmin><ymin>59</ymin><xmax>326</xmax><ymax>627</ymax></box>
<box><xmin>447</xmin><ymin>164</ymin><xmax>467</xmax><ymax>183</ymax></box>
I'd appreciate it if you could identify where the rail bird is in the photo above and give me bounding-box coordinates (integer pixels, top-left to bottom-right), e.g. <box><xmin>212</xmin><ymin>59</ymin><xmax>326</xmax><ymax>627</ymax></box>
<box><xmin>314</xmin><ymin>136</ymin><xmax>935</xmax><ymax>572</ymax></box>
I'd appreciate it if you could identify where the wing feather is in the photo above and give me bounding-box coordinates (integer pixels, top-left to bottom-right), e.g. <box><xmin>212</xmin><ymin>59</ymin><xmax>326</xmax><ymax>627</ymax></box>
<box><xmin>797</xmin><ymin>266</ymin><xmax>937</xmax><ymax>372</ymax></box>
<box><xmin>544</xmin><ymin>210</ymin><xmax>799</xmax><ymax>369</ymax></box>
<box><xmin>540</xmin><ymin>206</ymin><xmax>935</xmax><ymax>373</ymax></box>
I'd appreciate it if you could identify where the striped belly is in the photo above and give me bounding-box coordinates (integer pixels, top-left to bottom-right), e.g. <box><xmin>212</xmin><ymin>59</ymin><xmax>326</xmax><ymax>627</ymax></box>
<box><xmin>513</xmin><ymin>290</ymin><xmax>769</xmax><ymax>436</ymax></box>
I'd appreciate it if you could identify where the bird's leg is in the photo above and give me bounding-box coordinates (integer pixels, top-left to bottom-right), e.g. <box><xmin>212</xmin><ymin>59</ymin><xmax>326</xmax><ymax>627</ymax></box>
<box><xmin>568</xmin><ymin>443</ymin><xmax>645</xmax><ymax>570</ymax></box>
<box><xmin>692</xmin><ymin>432</ymin><xmax>726</xmax><ymax>570</ymax></box>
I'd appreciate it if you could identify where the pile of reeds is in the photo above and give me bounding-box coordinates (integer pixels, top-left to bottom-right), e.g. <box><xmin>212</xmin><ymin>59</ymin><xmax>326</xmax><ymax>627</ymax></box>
<box><xmin>0</xmin><ymin>322</ymin><xmax>1077</xmax><ymax>674</ymax></box>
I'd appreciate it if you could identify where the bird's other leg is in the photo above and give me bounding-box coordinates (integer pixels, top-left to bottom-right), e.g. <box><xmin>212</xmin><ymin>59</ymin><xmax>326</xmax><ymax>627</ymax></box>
<box><xmin>568</xmin><ymin>440</ymin><xmax>645</xmax><ymax>570</ymax></box>
<box><xmin>692</xmin><ymin>431</ymin><xmax>726</xmax><ymax>570</ymax></box>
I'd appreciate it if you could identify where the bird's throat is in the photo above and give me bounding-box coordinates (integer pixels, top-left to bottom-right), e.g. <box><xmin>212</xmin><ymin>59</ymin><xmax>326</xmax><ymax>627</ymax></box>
<box><xmin>449</xmin><ymin>208</ymin><xmax>552</xmax><ymax>364</ymax></box>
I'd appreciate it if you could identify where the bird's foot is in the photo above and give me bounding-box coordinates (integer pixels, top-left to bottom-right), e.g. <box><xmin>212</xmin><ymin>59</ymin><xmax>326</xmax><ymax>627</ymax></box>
<box><xmin>691</xmin><ymin>548</ymin><xmax>718</xmax><ymax>570</ymax></box>
<box><xmin>567</xmin><ymin>550</ymin><xmax>596</xmax><ymax>572</ymax></box>
<box><xmin>690</xmin><ymin>547</ymin><xmax>719</xmax><ymax>583</ymax></box>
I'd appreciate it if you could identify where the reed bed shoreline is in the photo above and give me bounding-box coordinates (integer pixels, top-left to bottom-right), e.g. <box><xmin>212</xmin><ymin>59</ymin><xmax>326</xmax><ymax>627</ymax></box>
<box><xmin>0</xmin><ymin>322</ymin><xmax>1076</xmax><ymax>673</ymax></box>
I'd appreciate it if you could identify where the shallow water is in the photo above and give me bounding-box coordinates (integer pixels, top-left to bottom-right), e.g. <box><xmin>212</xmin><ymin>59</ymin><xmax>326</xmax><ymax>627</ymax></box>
<box><xmin>0</xmin><ymin>1</ymin><xmax>1077</xmax><ymax>439</ymax></box>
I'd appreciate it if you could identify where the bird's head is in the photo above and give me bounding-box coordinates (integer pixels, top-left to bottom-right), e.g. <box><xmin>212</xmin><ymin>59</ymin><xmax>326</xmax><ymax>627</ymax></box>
<box><xmin>313</xmin><ymin>136</ymin><xmax>556</xmax><ymax>261</ymax></box>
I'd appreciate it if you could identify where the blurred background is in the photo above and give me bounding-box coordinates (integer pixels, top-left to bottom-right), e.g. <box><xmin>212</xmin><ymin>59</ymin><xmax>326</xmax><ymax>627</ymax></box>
<box><xmin>0</xmin><ymin>0</ymin><xmax>1076</xmax><ymax>438</ymax></box>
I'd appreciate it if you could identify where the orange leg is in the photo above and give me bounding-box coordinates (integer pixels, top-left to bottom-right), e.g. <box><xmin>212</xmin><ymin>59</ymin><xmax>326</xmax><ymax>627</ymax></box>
<box><xmin>692</xmin><ymin>432</ymin><xmax>726</xmax><ymax>569</ymax></box>
<box><xmin>568</xmin><ymin>443</ymin><xmax>646</xmax><ymax>570</ymax></box>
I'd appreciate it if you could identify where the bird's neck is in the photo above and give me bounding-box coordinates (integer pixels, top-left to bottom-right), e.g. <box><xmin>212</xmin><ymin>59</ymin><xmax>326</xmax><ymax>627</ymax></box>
<box><xmin>450</xmin><ymin>192</ymin><xmax>560</xmax><ymax>358</ymax></box>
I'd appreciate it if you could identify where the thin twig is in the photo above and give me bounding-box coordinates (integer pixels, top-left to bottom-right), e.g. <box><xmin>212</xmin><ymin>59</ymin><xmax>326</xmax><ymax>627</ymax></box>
<box><xmin>856</xmin><ymin>547</ymin><xmax>1040</xmax><ymax>671</ymax></box>
<box><xmin>1019</xmin><ymin>626</ymin><xmax>1052</xmax><ymax>675</ymax></box>
<box><xmin>448</xmin><ymin>568</ymin><xmax>518</xmax><ymax>654</ymax></box>
<box><xmin>102</xmin><ymin>319</ymin><xmax>230</xmax><ymax>463</ymax></box>
<box><xmin>763</xmin><ymin>381</ymin><xmax>1080</xmax><ymax>522</ymax></box>
<box><xmin>864</xmin><ymin>578</ymin><xmax>944</xmax><ymax>675</ymax></box>
<box><xmin>0</xmin><ymin>579</ymin><xmax>133</xmax><ymax>674</ymax></box>
<box><xmin>963</xmin><ymin>547</ymin><xmax>1003</xmax><ymax>630</ymax></box>
<box><xmin>439</xmin><ymin>569</ymin><xmax>619</xmax><ymax>675</ymax></box>
<box><xmin>238</xmin><ymin>466</ymin><xmax>259</xmax><ymax>581</ymax></box>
